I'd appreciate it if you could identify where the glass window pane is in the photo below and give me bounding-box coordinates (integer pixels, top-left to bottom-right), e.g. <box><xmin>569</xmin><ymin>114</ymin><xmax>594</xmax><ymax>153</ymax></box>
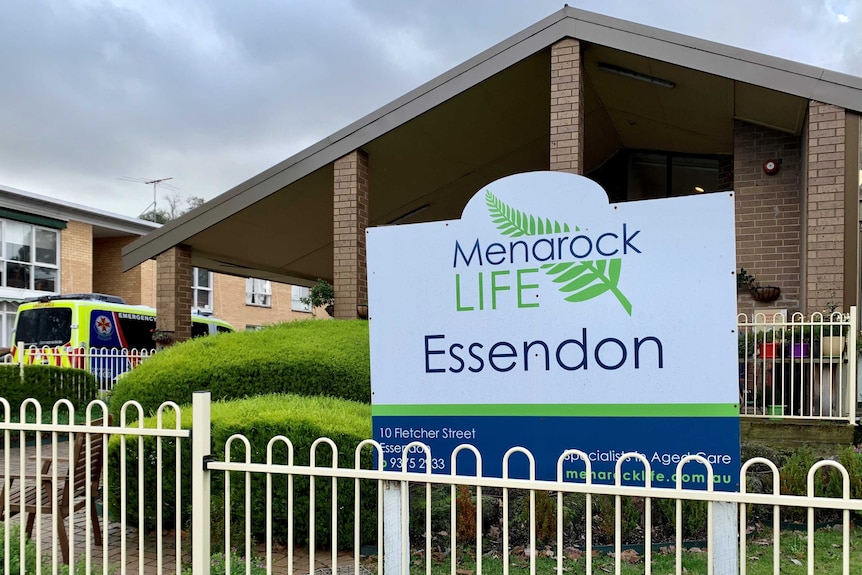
<box><xmin>35</xmin><ymin>229</ymin><xmax>57</xmax><ymax>265</ymax></box>
<box><xmin>192</xmin><ymin>321</ymin><xmax>209</xmax><ymax>338</ymax></box>
<box><xmin>671</xmin><ymin>156</ymin><xmax>719</xmax><ymax>196</ymax></box>
<box><xmin>3</xmin><ymin>303</ymin><xmax>17</xmax><ymax>348</ymax></box>
<box><xmin>7</xmin><ymin>262</ymin><xmax>29</xmax><ymax>289</ymax></box>
<box><xmin>34</xmin><ymin>267</ymin><xmax>57</xmax><ymax>292</ymax></box>
<box><xmin>196</xmin><ymin>268</ymin><xmax>210</xmax><ymax>288</ymax></box>
<box><xmin>15</xmin><ymin>308</ymin><xmax>72</xmax><ymax>346</ymax></box>
<box><xmin>196</xmin><ymin>289</ymin><xmax>211</xmax><ymax>309</ymax></box>
<box><xmin>5</xmin><ymin>221</ymin><xmax>31</xmax><ymax>262</ymax></box>
<box><xmin>628</xmin><ymin>153</ymin><xmax>667</xmax><ymax>201</ymax></box>
<box><xmin>292</xmin><ymin>286</ymin><xmax>311</xmax><ymax>312</ymax></box>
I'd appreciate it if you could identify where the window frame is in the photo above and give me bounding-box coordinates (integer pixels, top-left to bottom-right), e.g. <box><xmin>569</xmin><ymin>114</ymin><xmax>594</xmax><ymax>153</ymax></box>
<box><xmin>192</xmin><ymin>268</ymin><xmax>214</xmax><ymax>313</ymax></box>
<box><xmin>291</xmin><ymin>286</ymin><xmax>311</xmax><ymax>313</ymax></box>
<box><xmin>245</xmin><ymin>278</ymin><xmax>272</xmax><ymax>308</ymax></box>
<box><xmin>0</xmin><ymin>219</ymin><xmax>60</xmax><ymax>293</ymax></box>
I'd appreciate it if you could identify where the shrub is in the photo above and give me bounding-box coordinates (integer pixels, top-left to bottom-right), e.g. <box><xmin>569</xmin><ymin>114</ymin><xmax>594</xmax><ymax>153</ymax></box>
<box><xmin>0</xmin><ymin>522</ymin><xmax>105</xmax><ymax>574</ymax></box>
<box><xmin>107</xmin><ymin>393</ymin><xmax>374</xmax><ymax>549</ymax></box>
<box><xmin>836</xmin><ymin>446</ymin><xmax>862</xmax><ymax>499</ymax></box>
<box><xmin>0</xmin><ymin>365</ymin><xmax>97</xmax><ymax>419</ymax></box>
<box><xmin>109</xmin><ymin>320</ymin><xmax>370</xmax><ymax>422</ymax></box>
<box><xmin>653</xmin><ymin>498</ymin><xmax>708</xmax><ymax>541</ymax></box>
<box><xmin>181</xmin><ymin>551</ymin><xmax>267</xmax><ymax>575</ymax></box>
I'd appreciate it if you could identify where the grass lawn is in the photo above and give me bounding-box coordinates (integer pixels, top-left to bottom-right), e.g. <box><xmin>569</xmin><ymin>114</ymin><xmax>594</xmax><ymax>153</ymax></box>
<box><xmin>398</xmin><ymin>526</ymin><xmax>862</xmax><ymax>574</ymax></box>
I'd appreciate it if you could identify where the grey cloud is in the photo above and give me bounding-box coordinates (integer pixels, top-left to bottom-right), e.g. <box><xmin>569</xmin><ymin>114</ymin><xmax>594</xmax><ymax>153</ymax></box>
<box><xmin>0</xmin><ymin>0</ymin><xmax>859</xmax><ymax>218</ymax></box>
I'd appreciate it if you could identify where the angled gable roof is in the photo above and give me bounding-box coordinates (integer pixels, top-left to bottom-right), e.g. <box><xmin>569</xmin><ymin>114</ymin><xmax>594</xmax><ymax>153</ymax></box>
<box><xmin>122</xmin><ymin>6</ymin><xmax>862</xmax><ymax>281</ymax></box>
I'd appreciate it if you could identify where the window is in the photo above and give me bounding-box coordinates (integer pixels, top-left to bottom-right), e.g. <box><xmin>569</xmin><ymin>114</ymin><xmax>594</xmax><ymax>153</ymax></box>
<box><xmin>192</xmin><ymin>321</ymin><xmax>210</xmax><ymax>338</ymax></box>
<box><xmin>246</xmin><ymin>278</ymin><xmax>272</xmax><ymax>307</ymax></box>
<box><xmin>292</xmin><ymin>286</ymin><xmax>311</xmax><ymax>312</ymax></box>
<box><xmin>1</xmin><ymin>302</ymin><xmax>17</xmax><ymax>348</ymax></box>
<box><xmin>192</xmin><ymin>268</ymin><xmax>213</xmax><ymax>312</ymax></box>
<box><xmin>14</xmin><ymin>307</ymin><xmax>72</xmax><ymax>347</ymax></box>
<box><xmin>114</xmin><ymin>313</ymin><xmax>157</xmax><ymax>350</ymax></box>
<box><xmin>0</xmin><ymin>219</ymin><xmax>59</xmax><ymax>292</ymax></box>
<box><xmin>589</xmin><ymin>150</ymin><xmax>722</xmax><ymax>202</ymax></box>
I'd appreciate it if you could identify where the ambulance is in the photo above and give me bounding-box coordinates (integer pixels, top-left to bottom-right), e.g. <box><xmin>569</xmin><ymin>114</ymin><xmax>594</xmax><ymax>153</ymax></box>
<box><xmin>10</xmin><ymin>293</ymin><xmax>233</xmax><ymax>384</ymax></box>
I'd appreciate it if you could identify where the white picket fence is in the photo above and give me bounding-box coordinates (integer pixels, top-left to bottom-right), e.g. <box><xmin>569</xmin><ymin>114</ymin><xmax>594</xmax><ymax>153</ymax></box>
<box><xmin>0</xmin><ymin>393</ymin><xmax>861</xmax><ymax>574</ymax></box>
<box><xmin>738</xmin><ymin>307</ymin><xmax>858</xmax><ymax>423</ymax></box>
<box><xmin>1</xmin><ymin>345</ymin><xmax>157</xmax><ymax>392</ymax></box>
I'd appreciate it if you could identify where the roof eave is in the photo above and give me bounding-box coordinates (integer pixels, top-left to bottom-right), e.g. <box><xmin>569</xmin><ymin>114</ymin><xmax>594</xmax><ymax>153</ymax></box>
<box><xmin>0</xmin><ymin>185</ymin><xmax>159</xmax><ymax>235</ymax></box>
<box><xmin>122</xmin><ymin>5</ymin><xmax>862</xmax><ymax>271</ymax></box>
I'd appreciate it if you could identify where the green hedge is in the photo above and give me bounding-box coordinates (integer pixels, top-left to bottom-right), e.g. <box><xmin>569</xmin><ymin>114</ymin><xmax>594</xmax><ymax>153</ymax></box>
<box><xmin>109</xmin><ymin>320</ymin><xmax>370</xmax><ymax>422</ymax></box>
<box><xmin>107</xmin><ymin>393</ymin><xmax>376</xmax><ymax>548</ymax></box>
<box><xmin>0</xmin><ymin>365</ymin><xmax>97</xmax><ymax>419</ymax></box>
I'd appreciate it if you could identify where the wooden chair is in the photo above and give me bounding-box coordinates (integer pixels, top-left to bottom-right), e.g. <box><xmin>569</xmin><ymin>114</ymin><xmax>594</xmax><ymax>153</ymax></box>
<box><xmin>0</xmin><ymin>416</ymin><xmax>112</xmax><ymax>564</ymax></box>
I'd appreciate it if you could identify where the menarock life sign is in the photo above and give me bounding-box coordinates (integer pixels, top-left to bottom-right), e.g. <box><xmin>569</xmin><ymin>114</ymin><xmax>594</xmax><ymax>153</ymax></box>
<box><xmin>367</xmin><ymin>171</ymin><xmax>740</xmax><ymax>490</ymax></box>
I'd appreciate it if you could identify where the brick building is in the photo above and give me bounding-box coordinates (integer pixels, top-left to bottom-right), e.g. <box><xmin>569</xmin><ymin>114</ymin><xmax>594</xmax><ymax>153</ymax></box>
<box><xmin>122</xmin><ymin>7</ymin><xmax>862</xmax><ymax>339</ymax></box>
<box><xmin>0</xmin><ymin>184</ymin><xmax>315</xmax><ymax>346</ymax></box>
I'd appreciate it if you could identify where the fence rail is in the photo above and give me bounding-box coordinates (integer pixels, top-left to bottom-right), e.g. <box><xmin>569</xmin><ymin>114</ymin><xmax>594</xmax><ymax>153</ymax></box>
<box><xmin>1</xmin><ymin>395</ymin><xmax>859</xmax><ymax>574</ymax></box>
<box><xmin>2</xmin><ymin>345</ymin><xmax>157</xmax><ymax>392</ymax></box>
<box><xmin>737</xmin><ymin>307</ymin><xmax>858</xmax><ymax>423</ymax></box>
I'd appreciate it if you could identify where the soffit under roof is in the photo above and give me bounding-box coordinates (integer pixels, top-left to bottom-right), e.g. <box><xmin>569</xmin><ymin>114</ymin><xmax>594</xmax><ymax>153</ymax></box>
<box><xmin>122</xmin><ymin>6</ymin><xmax>862</xmax><ymax>285</ymax></box>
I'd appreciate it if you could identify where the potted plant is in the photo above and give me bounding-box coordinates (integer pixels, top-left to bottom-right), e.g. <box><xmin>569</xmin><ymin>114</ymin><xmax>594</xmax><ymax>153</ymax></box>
<box><xmin>356</xmin><ymin>302</ymin><xmax>369</xmax><ymax>320</ymax></box>
<box><xmin>786</xmin><ymin>325</ymin><xmax>812</xmax><ymax>359</ymax></box>
<box><xmin>737</xmin><ymin>268</ymin><xmax>756</xmax><ymax>292</ymax></box>
<box><xmin>755</xmin><ymin>329</ymin><xmax>782</xmax><ymax>359</ymax></box>
<box><xmin>300</xmin><ymin>279</ymin><xmax>335</xmax><ymax>316</ymax></box>
<box><xmin>738</xmin><ymin>268</ymin><xmax>781</xmax><ymax>302</ymax></box>
<box><xmin>738</xmin><ymin>331</ymin><xmax>755</xmax><ymax>359</ymax></box>
<box><xmin>820</xmin><ymin>328</ymin><xmax>847</xmax><ymax>357</ymax></box>
<box><xmin>151</xmin><ymin>329</ymin><xmax>175</xmax><ymax>349</ymax></box>
<box><xmin>817</xmin><ymin>298</ymin><xmax>847</xmax><ymax>357</ymax></box>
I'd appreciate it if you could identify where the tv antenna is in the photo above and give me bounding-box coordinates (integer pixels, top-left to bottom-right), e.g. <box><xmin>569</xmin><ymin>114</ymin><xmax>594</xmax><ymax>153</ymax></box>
<box><xmin>120</xmin><ymin>176</ymin><xmax>178</xmax><ymax>217</ymax></box>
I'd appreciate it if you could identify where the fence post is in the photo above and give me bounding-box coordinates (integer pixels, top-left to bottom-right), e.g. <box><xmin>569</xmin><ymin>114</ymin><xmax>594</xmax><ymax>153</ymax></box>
<box><xmin>383</xmin><ymin>481</ymin><xmax>402</xmax><ymax>575</ymax></box>
<box><xmin>17</xmin><ymin>341</ymin><xmax>23</xmax><ymax>381</ymax></box>
<box><xmin>849</xmin><ymin>306</ymin><xmax>857</xmax><ymax>424</ymax></box>
<box><xmin>192</xmin><ymin>392</ymin><xmax>212</xmax><ymax>575</ymax></box>
<box><xmin>712</xmin><ymin>501</ymin><xmax>738</xmax><ymax>574</ymax></box>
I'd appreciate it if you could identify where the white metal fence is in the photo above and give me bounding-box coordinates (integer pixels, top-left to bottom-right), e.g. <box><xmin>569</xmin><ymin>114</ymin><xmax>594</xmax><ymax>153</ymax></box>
<box><xmin>738</xmin><ymin>307</ymin><xmax>858</xmax><ymax>423</ymax></box>
<box><xmin>4</xmin><ymin>310</ymin><xmax>859</xmax><ymax>421</ymax></box>
<box><xmin>2</xmin><ymin>345</ymin><xmax>157</xmax><ymax>392</ymax></box>
<box><xmin>1</xmin><ymin>393</ymin><xmax>861</xmax><ymax>574</ymax></box>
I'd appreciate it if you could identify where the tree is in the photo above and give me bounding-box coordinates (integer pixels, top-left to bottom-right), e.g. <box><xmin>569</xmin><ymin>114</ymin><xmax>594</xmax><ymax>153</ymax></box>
<box><xmin>139</xmin><ymin>192</ymin><xmax>206</xmax><ymax>223</ymax></box>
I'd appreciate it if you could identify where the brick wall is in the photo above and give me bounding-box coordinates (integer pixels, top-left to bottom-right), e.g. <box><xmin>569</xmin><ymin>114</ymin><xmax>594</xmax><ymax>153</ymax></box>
<box><xmin>210</xmin><ymin>275</ymin><xmax>313</xmax><ymax>330</ymax></box>
<box><xmin>59</xmin><ymin>221</ymin><xmax>93</xmax><ymax>293</ymax></box>
<box><xmin>92</xmin><ymin>237</ymin><xmax>154</xmax><ymax>304</ymax></box>
<box><xmin>717</xmin><ymin>155</ymin><xmax>734</xmax><ymax>190</ymax></box>
<box><xmin>805</xmin><ymin>101</ymin><xmax>846</xmax><ymax>312</ymax></box>
<box><xmin>333</xmin><ymin>150</ymin><xmax>369</xmax><ymax>319</ymax></box>
<box><xmin>550</xmin><ymin>38</ymin><xmax>583</xmax><ymax>174</ymax></box>
<box><xmin>733</xmin><ymin>119</ymin><xmax>802</xmax><ymax>315</ymax></box>
<box><xmin>140</xmin><ymin>259</ymin><xmax>156</xmax><ymax>307</ymax></box>
<box><xmin>156</xmin><ymin>246</ymin><xmax>192</xmax><ymax>341</ymax></box>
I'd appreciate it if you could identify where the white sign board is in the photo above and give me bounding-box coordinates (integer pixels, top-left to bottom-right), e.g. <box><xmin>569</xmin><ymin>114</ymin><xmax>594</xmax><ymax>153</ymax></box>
<box><xmin>368</xmin><ymin>171</ymin><xmax>739</xmax><ymax>488</ymax></box>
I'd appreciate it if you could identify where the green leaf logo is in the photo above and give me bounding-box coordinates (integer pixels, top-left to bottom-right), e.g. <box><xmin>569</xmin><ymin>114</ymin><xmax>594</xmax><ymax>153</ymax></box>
<box><xmin>484</xmin><ymin>190</ymin><xmax>632</xmax><ymax>315</ymax></box>
<box><xmin>486</xmin><ymin>190</ymin><xmax>570</xmax><ymax>236</ymax></box>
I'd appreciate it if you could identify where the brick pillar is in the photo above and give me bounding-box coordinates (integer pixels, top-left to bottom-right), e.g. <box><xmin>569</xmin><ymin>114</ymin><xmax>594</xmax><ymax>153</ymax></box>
<box><xmin>550</xmin><ymin>38</ymin><xmax>584</xmax><ymax>174</ymax></box>
<box><xmin>806</xmin><ymin>101</ymin><xmax>846</xmax><ymax>312</ymax></box>
<box><xmin>59</xmin><ymin>221</ymin><xmax>93</xmax><ymax>293</ymax></box>
<box><xmin>156</xmin><ymin>246</ymin><xmax>193</xmax><ymax>343</ymax></box>
<box><xmin>717</xmin><ymin>155</ymin><xmax>734</xmax><ymax>191</ymax></box>
<box><xmin>733</xmin><ymin>120</ymin><xmax>802</xmax><ymax>314</ymax></box>
<box><xmin>333</xmin><ymin>150</ymin><xmax>369</xmax><ymax>319</ymax></box>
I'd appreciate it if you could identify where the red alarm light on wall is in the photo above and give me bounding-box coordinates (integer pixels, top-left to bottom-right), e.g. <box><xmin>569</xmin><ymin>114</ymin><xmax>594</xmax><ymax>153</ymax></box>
<box><xmin>762</xmin><ymin>159</ymin><xmax>780</xmax><ymax>175</ymax></box>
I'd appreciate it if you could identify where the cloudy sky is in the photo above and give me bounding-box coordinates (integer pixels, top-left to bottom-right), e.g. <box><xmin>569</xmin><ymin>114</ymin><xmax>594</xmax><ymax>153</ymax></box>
<box><xmin>0</xmin><ymin>0</ymin><xmax>859</xmax><ymax>219</ymax></box>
